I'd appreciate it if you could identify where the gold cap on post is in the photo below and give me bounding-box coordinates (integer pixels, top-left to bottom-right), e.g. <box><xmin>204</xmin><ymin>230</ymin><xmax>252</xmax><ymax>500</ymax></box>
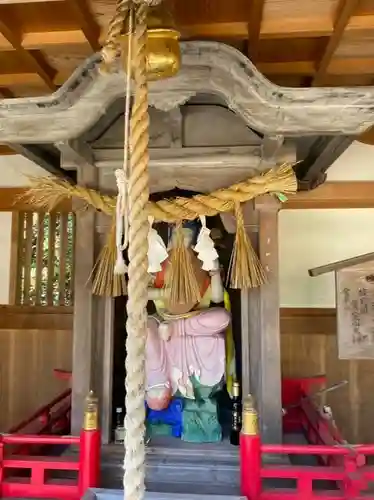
<box><xmin>232</xmin><ymin>381</ymin><xmax>240</xmax><ymax>398</ymax></box>
<box><xmin>242</xmin><ymin>394</ymin><xmax>258</xmax><ymax>436</ymax></box>
<box><xmin>121</xmin><ymin>3</ymin><xmax>181</xmax><ymax>82</ymax></box>
<box><xmin>83</xmin><ymin>390</ymin><xmax>99</xmax><ymax>431</ymax></box>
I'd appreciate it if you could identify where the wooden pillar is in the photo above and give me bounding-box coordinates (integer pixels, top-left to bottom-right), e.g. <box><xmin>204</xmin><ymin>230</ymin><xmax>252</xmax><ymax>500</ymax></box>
<box><xmin>102</xmin><ymin>297</ymin><xmax>115</xmax><ymax>443</ymax></box>
<box><xmin>242</xmin><ymin>196</ymin><xmax>282</xmax><ymax>444</ymax></box>
<box><xmin>71</xmin><ymin>164</ymin><xmax>98</xmax><ymax>435</ymax></box>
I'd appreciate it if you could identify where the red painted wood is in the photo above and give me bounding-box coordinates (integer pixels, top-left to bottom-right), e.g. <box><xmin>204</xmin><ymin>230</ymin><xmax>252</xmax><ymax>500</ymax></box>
<box><xmin>240</xmin><ymin>432</ymin><xmax>261</xmax><ymax>500</ymax></box>
<box><xmin>240</xmin><ymin>378</ymin><xmax>374</xmax><ymax>500</ymax></box>
<box><xmin>0</xmin><ymin>429</ymin><xmax>100</xmax><ymax>500</ymax></box>
<box><xmin>78</xmin><ymin>429</ymin><xmax>101</xmax><ymax>497</ymax></box>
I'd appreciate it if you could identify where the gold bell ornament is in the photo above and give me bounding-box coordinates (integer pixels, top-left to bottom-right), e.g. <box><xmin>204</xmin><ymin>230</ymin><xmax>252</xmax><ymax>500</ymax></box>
<box><xmin>121</xmin><ymin>2</ymin><xmax>181</xmax><ymax>82</ymax></box>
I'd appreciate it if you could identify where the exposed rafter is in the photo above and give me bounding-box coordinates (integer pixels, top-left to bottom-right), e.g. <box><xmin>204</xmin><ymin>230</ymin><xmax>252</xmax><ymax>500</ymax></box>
<box><xmin>9</xmin><ymin>143</ymin><xmax>75</xmax><ymax>179</ymax></box>
<box><xmin>0</xmin><ymin>0</ymin><xmax>372</xmax><ymax>108</ymax></box>
<box><xmin>0</xmin><ymin>19</ymin><xmax>56</xmax><ymax>90</ymax></box>
<box><xmin>67</xmin><ymin>0</ymin><xmax>100</xmax><ymax>51</ymax></box>
<box><xmin>313</xmin><ymin>0</ymin><xmax>361</xmax><ymax>86</ymax></box>
<box><xmin>296</xmin><ymin>136</ymin><xmax>354</xmax><ymax>188</ymax></box>
<box><xmin>247</xmin><ymin>0</ymin><xmax>265</xmax><ymax>62</ymax></box>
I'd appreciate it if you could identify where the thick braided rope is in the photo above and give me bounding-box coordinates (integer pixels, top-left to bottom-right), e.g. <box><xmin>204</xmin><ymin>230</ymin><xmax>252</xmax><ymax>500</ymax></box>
<box><xmin>101</xmin><ymin>0</ymin><xmax>132</xmax><ymax>69</ymax></box>
<box><xmin>101</xmin><ymin>0</ymin><xmax>163</xmax><ymax>70</ymax></box>
<box><xmin>25</xmin><ymin>164</ymin><xmax>297</xmax><ymax>220</ymax></box>
<box><xmin>148</xmin><ymin>164</ymin><xmax>297</xmax><ymax>222</ymax></box>
<box><xmin>123</xmin><ymin>4</ymin><xmax>149</xmax><ymax>500</ymax></box>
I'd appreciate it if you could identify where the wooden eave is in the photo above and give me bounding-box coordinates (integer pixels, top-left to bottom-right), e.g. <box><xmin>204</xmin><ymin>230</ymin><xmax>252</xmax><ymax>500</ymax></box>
<box><xmin>1</xmin><ymin>43</ymin><xmax>374</xmax><ymax>142</ymax></box>
<box><xmin>0</xmin><ymin>41</ymin><xmax>373</xmax><ymax>188</ymax></box>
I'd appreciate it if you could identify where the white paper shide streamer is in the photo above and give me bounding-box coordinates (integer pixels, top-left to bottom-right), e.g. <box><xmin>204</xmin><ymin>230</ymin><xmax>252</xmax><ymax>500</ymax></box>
<box><xmin>148</xmin><ymin>216</ymin><xmax>168</xmax><ymax>273</ymax></box>
<box><xmin>194</xmin><ymin>215</ymin><xmax>219</xmax><ymax>271</ymax></box>
<box><xmin>114</xmin><ymin>169</ymin><xmax>128</xmax><ymax>275</ymax></box>
<box><xmin>114</xmin><ymin>12</ymin><xmax>132</xmax><ymax>278</ymax></box>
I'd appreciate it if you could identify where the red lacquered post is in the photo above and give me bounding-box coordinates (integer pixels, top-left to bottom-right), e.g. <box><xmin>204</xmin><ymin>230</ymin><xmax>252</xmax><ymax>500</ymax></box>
<box><xmin>0</xmin><ymin>433</ymin><xmax>4</xmax><ymax>497</ymax></box>
<box><xmin>240</xmin><ymin>395</ymin><xmax>261</xmax><ymax>500</ymax></box>
<box><xmin>79</xmin><ymin>391</ymin><xmax>101</xmax><ymax>497</ymax></box>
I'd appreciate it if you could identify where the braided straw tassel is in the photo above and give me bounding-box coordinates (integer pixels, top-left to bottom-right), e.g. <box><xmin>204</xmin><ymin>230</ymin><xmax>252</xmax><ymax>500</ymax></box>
<box><xmin>123</xmin><ymin>3</ymin><xmax>150</xmax><ymax>500</ymax></box>
<box><xmin>229</xmin><ymin>202</ymin><xmax>267</xmax><ymax>289</ymax></box>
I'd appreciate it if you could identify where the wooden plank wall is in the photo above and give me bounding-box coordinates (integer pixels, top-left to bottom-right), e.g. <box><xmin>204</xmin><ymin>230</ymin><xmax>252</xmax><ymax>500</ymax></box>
<box><xmin>1</xmin><ymin>304</ymin><xmax>373</xmax><ymax>443</ymax></box>
<box><xmin>0</xmin><ymin>305</ymin><xmax>73</xmax><ymax>431</ymax></box>
<box><xmin>281</xmin><ymin>308</ymin><xmax>374</xmax><ymax>444</ymax></box>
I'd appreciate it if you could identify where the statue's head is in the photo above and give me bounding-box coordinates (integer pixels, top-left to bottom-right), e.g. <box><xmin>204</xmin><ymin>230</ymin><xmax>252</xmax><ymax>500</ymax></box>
<box><xmin>168</xmin><ymin>220</ymin><xmax>201</xmax><ymax>249</ymax></box>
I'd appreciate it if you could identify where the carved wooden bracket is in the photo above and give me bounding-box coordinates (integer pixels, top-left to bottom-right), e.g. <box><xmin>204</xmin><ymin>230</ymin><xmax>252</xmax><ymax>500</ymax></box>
<box><xmin>1</xmin><ymin>42</ymin><xmax>374</xmax><ymax>144</ymax></box>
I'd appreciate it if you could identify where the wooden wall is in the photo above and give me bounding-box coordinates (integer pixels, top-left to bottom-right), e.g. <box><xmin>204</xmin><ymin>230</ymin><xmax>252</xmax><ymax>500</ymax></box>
<box><xmin>281</xmin><ymin>308</ymin><xmax>374</xmax><ymax>444</ymax></box>
<box><xmin>0</xmin><ymin>304</ymin><xmax>373</xmax><ymax>444</ymax></box>
<box><xmin>0</xmin><ymin>305</ymin><xmax>73</xmax><ymax>431</ymax></box>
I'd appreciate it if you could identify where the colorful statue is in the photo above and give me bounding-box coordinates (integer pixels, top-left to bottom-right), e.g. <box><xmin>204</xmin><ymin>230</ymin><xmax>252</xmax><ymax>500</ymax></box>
<box><xmin>145</xmin><ymin>218</ymin><xmax>235</xmax><ymax>442</ymax></box>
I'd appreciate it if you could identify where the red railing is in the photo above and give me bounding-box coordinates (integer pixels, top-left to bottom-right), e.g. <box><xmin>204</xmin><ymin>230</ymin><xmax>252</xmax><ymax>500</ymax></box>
<box><xmin>8</xmin><ymin>389</ymin><xmax>71</xmax><ymax>438</ymax></box>
<box><xmin>9</xmin><ymin>369</ymin><xmax>72</xmax><ymax>439</ymax></box>
<box><xmin>241</xmin><ymin>432</ymin><xmax>374</xmax><ymax>499</ymax></box>
<box><xmin>6</xmin><ymin>369</ymin><xmax>72</xmax><ymax>457</ymax></box>
<box><xmin>1</xmin><ymin>375</ymin><xmax>99</xmax><ymax>500</ymax></box>
<box><xmin>0</xmin><ymin>425</ymin><xmax>100</xmax><ymax>500</ymax></box>
<box><xmin>241</xmin><ymin>378</ymin><xmax>374</xmax><ymax>500</ymax></box>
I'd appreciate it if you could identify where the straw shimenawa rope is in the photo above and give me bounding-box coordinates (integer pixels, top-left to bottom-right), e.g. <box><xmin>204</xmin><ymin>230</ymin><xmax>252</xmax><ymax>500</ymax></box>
<box><xmin>122</xmin><ymin>4</ymin><xmax>150</xmax><ymax>500</ymax></box>
<box><xmin>23</xmin><ymin>163</ymin><xmax>298</xmax><ymax>222</ymax></box>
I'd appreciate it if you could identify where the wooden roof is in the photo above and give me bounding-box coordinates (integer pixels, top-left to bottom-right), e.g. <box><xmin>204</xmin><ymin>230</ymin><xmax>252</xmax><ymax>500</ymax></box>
<box><xmin>1</xmin><ymin>0</ymin><xmax>374</xmax><ymax>100</ymax></box>
<box><xmin>2</xmin><ymin>0</ymin><xmax>374</xmax><ymax>157</ymax></box>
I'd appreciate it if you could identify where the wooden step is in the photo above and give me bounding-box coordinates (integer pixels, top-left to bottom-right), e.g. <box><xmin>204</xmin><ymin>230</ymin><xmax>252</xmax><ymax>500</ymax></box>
<box><xmin>83</xmin><ymin>488</ymin><xmax>246</xmax><ymax>499</ymax></box>
<box><xmin>101</xmin><ymin>438</ymin><xmax>241</xmax><ymax>495</ymax></box>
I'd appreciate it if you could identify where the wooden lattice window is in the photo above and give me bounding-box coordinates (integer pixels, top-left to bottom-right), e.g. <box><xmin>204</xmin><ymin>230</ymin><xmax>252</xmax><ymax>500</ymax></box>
<box><xmin>12</xmin><ymin>211</ymin><xmax>75</xmax><ymax>306</ymax></box>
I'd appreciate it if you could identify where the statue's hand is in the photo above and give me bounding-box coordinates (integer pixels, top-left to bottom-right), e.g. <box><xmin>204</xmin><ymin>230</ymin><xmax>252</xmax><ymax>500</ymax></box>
<box><xmin>158</xmin><ymin>322</ymin><xmax>171</xmax><ymax>341</ymax></box>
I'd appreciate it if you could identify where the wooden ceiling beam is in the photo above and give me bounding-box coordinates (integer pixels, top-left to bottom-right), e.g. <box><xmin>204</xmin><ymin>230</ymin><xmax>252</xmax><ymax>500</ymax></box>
<box><xmin>284</xmin><ymin>181</ymin><xmax>374</xmax><ymax>210</ymax></box>
<box><xmin>67</xmin><ymin>0</ymin><xmax>100</xmax><ymax>51</ymax></box>
<box><xmin>296</xmin><ymin>136</ymin><xmax>354</xmax><ymax>189</ymax></box>
<box><xmin>0</xmin><ymin>20</ymin><xmax>56</xmax><ymax>90</ymax></box>
<box><xmin>181</xmin><ymin>20</ymin><xmax>333</xmax><ymax>39</ymax></box>
<box><xmin>22</xmin><ymin>29</ymin><xmax>89</xmax><ymax>50</ymax></box>
<box><xmin>0</xmin><ymin>0</ymin><xmax>60</xmax><ymax>3</ymax></box>
<box><xmin>313</xmin><ymin>0</ymin><xmax>361</xmax><ymax>86</ymax></box>
<box><xmin>257</xmin><ymin>58</ymin><xmax>374</xmax><ymax>76</ymax></box>
<box><xmin>180</xmin><ymin>14</ymin><xmax>374</xmax><ymax>41</ymax></box>
<box><xmin>258</xmin><ymin>61</ymin><xmax>315</xmax><ymax>76</ymax></box>
<box><xmin>0</xmin><ymin>32</ymin><xmax>12</xmax><ymax>50</ymax></box>
<box><xmin>358</xmin><ymin>126</ymin><xmax>374</xmax><ymax>146</ymax></box>
<box><xmin>247</xmin><ymin>0</ymin><xmax>266</xmax><ymax>62</ymax></box>
<box><xmin>1</xmin><ymin>16</ymin><xmax>373</xmax><ymax>56</ymax></box>
<box><xmin>260</xmin><ymin>17</ymin><xmax>333</xmax><ymax>39</ymax></box>
<box><xmin>0</xmin><ymin>72</ymin><xmax>47</xmax><ymax>86</ymax></box>
<box><xmin>0</xmin><ymin>86</ymin><xmax>14</xmax><ymax>97</ymax></box>
<box><xmin>0</xmin><ymin>144</ymin><xmax>15</xmax><ymax>154</ymax></box>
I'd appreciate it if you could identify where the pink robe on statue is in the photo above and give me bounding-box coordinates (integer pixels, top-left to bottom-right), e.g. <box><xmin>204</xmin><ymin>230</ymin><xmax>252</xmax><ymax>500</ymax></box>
<box><xmin>146</xmin><ymin>308</ymin><xmax>230</xmax><ymax>410</ymax></box>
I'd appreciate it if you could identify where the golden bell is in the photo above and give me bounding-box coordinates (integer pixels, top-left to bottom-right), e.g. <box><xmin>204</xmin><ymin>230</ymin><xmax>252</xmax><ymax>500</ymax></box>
<box><xmin>121</xmin><ymin>3</ymin><xmax>181</xmax><ymax>82</ymax></box>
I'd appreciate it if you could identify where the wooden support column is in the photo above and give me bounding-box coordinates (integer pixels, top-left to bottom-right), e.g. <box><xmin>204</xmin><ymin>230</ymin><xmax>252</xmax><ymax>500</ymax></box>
<box><xmin>95</xmin><ymin>213</ymin><xmax>116</xmax><ymax>444</ymax></box>
<box><xmin>71</xmin><ymin>164</ymin><xmax>98</xmax><ymax>435</ymax></box>
<box><xmin>242</xmin><ymin>196</ymin><xmax>282</xmax><ymax>443</ymax></box>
